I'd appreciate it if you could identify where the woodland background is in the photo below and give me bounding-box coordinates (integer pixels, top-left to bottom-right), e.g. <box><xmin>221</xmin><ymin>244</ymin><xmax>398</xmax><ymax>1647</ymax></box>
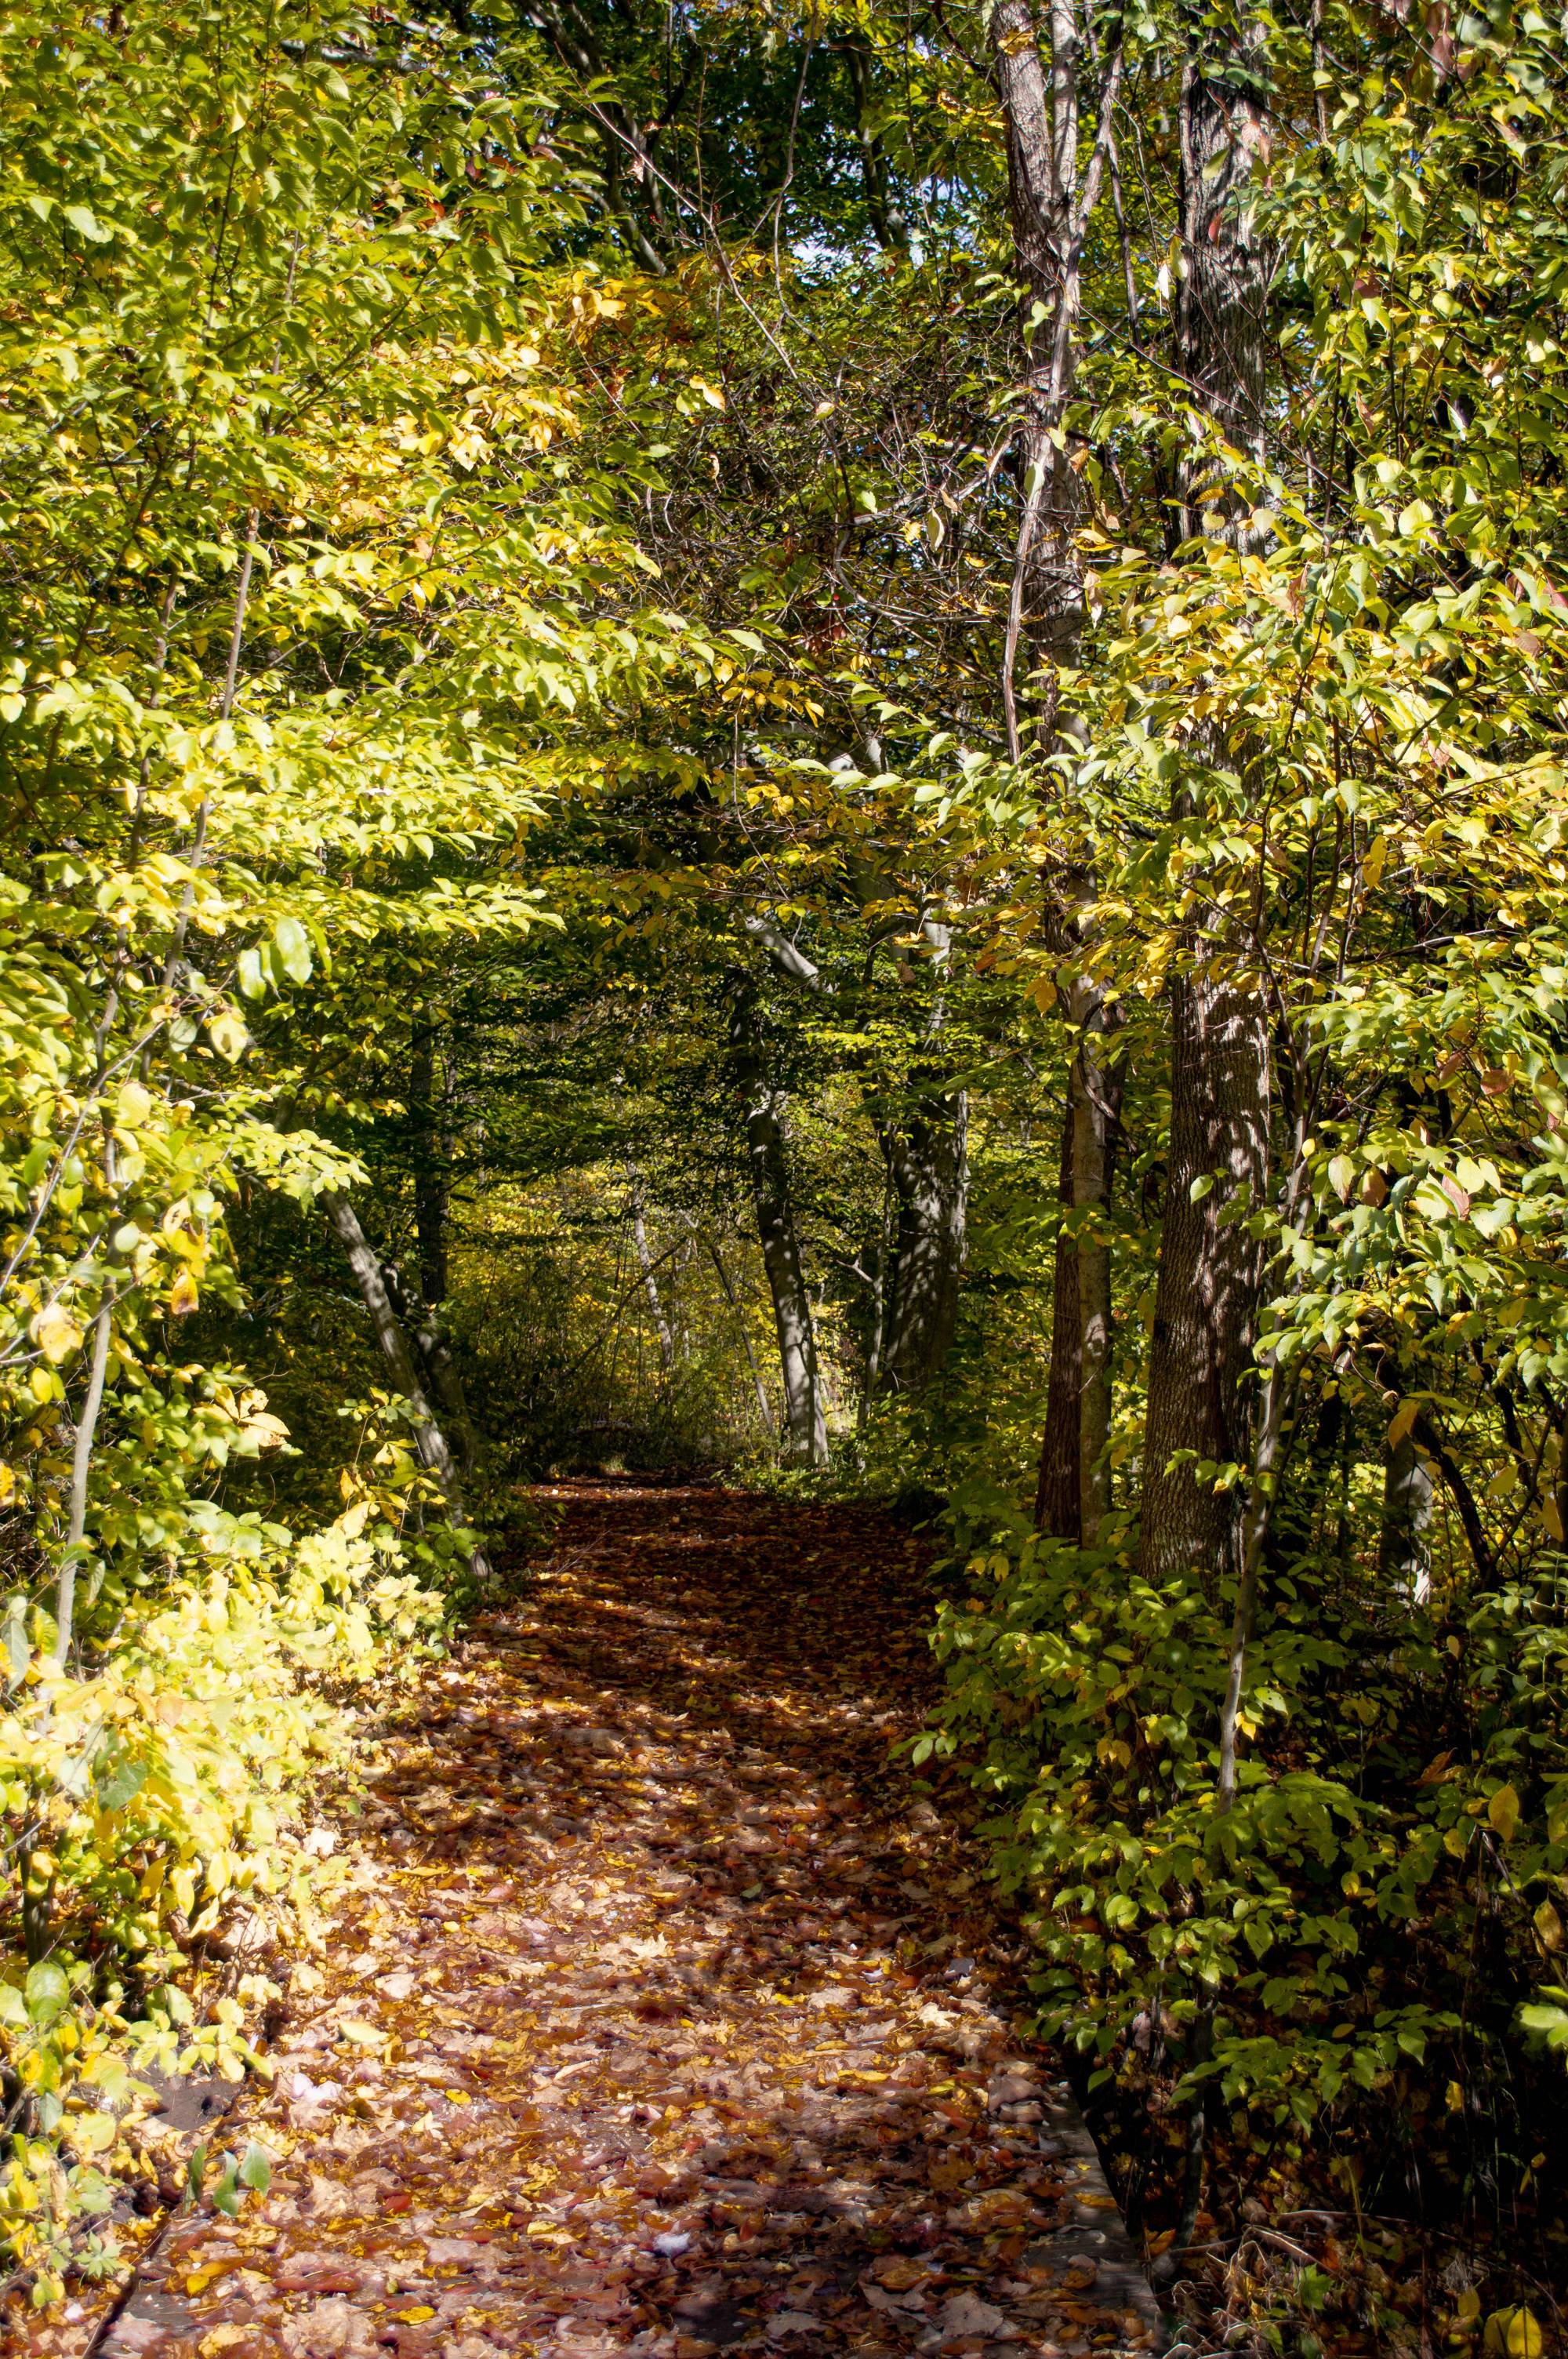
<box><xmin>1</xmin><ymin>0</ymin><xmax>1566</xmax><ymax>2342</ymax></box>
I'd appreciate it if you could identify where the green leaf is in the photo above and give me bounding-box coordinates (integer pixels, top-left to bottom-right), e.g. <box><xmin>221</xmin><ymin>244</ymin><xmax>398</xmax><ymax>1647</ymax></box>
<box><xmin>25</xmin><ymin>1961</ymin><xmax>70</xmax><ymax>2026</ymax></box>
<box><xmin>273</xmin><ymin>916</ymin><xmax>313</xmax><ymax>985</ymax></box>
<box><xmin>63</xmin><ymin>205</ymin><xmax>111</xmax><ymax>243</ymax></box>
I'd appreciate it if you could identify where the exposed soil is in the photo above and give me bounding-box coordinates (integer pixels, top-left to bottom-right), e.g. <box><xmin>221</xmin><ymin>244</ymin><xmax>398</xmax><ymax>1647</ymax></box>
<box><xmin>42</xmin><ymin>1479</ymin><xmax>1156</xmax><ymax>2359</ymax></box>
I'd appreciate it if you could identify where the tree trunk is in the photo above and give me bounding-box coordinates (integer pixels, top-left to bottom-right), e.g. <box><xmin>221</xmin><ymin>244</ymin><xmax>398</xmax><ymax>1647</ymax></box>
<box><xmin>53</xmin><ymin>1303</ymin><xmax>111</xmax><ymax>1674</ymax></box>
<box><xmin>1138</xmin><ymin>971</ymin><xmax>1269</xmax><ymax>1586</ymax></box>
<box><xmin>879</xmin><ymin>1090</ymin><xmax>967</xmax><ymax>1394</ymax></box>
<box><xmin>381</xmin><ymin>1252</ymin><xmax>480</xmax><ymax>1476</ymax></box>
<box><xmin>731</xmin><ymin>988</ymin><xmax>828</xmax><ymax>1468</ymax></box>
<box><xmin>988</xmin><ymin>0</ymin><xmax>1123</xmax><ymax>1519</ymax></box>
<box><xmin>1138</xmin><ymin>5</ymin><xmax>1273</xmax><ymax>1593</ymax></box>
<box><xmin>1173</xmin><ymin>19</ymin><xmax>1271</xmax><ymax>546</ymax></box>
<box><xmin>989</xmin><ymin>0</ymin><xmax>1086</xmax><ymax>754</ymax></box>
<box><xmin>325</xmin><ymin>1192</ymin><xmax>490</xmax><ymax>1582</ymax></box>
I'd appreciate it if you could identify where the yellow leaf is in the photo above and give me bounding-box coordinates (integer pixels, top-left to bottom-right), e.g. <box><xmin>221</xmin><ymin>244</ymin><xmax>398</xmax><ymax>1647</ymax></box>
<box><xmin>1387</xmin><ymin>1398</ymin><xmax>1419</xmax><ymax>1451</ymax></box>
<box><xmin>199</xmin><ymin>2329</ymin><xmax>247</xmax><ymax>2357</ymax></box>
<box><xmin>64</xmin><ymin>2110</ymin><xmax>117</xmax><ymax>2155</ymax></box>
<box><xmin>1362</xmin><ymin>831</ymin><xmax>1389</xmax><ymax>889</ymax></box>
<box><xmin>31</xmin><ymin>1303</ymin><xmax>83</xmax><ymax>1364</ymax></box>
<box><xmin>1488</xmin><ymin>1784</ymin><xmax>1520</xmax><ymax>1841</ymax></box>
<box><xmin>1544</xmin><ymin>1496</ymin><xmax>1565</xmax><ymax>1543</ymax></box>
<box><xmin>0</xmin><ymin>1463</ymin><xmax>14</xmax><ymax>1504</ymax></box>
<box><xmin>168</xmin><ymin>1267</ymin><xmax>199</xmax><ymax>1317</ymax></box>
<box><xmin>337</xmin><ymin>2021</ymin><xmax>383</xmax><ymax>2047</ymax></box>
<box><xmin>396</xmin><ymin>2309</ymin><xmax>436</xmax><ymax>2325</ymax></box>
<box><xmin>1533</xmin><ymin>1899</ymin><xmax>1563</xmax><ymax>1951</ymax></box>
<box><xmin>207</xmin><ymin>1007</ymin><xmax>249</xmax><ymax>1061</ymax></box>
<box><xmin>186</xmin><ymin>2260</ymin><xmax>243</xmax><ymax>2295</ymax></box>
<box><xmin>1483</xmin><ymin>2309</ymin><xmax>1544</xmax><ymax>2359</ymax></box>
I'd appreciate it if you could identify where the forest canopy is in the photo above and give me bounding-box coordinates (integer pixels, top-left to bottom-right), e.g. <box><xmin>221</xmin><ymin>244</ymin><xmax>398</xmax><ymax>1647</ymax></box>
<box><xmin>1</xmin><ymin>0</ymin><xmax>1566</xmax><ymax>2338</ymax></box>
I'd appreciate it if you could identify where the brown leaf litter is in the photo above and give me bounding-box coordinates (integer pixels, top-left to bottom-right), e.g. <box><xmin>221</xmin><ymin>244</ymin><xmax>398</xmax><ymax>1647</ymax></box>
<box><xmin>35</xmin><ymin>1479</ymin><xmax>1159</xmax><ymax>2359</ymax></box>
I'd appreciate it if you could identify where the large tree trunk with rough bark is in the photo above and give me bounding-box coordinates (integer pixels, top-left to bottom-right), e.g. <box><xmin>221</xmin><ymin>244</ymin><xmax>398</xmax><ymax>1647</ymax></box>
<box><xmin>989</xmin><ymin>0</ymin><xmax>1123</xmax><ymax>1521</ymax></box>
<box><xmin>1138</xmin><ymin>976</ymin><xmax>1269</xmax><ymax>1585</ymax></box>
<box><xmin>1137</xmin><ymin>9</ymin><xmax>1274</xmax><ymax>1593</ymax></box>
<box><xmin>731</xmin><ymin>988</ymin><xmax>828</xmax><ymax>1468</ymax></box>
<box><xmin>325</xmin><ymin>1192</ymin><xmax>490</xmax><ymax>1582</ymax></box>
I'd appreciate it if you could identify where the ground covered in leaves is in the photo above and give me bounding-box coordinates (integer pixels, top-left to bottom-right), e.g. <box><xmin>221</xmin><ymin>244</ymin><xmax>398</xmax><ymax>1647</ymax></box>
<box><xmin>39</xmin><ymin>1479</ymin><xmax>1156</xmax><ymax>2359</ymax></box>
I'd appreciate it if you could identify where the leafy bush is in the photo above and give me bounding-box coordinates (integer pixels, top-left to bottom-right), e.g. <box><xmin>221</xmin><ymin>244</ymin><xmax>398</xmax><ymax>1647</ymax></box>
<box><xmin>920</xmin><ymin>1481</ymin><xmax>1568</xmax><ymax>2255</ymax></box>
<box><xmin>0</xmin><ymin>1514</ymin><xmax>445</xmax><ymax>2300</ymax></box>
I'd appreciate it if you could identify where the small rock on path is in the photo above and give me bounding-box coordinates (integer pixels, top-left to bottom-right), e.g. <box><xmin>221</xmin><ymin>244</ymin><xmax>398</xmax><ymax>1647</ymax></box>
<box><xmin>78</xmin><ymin>1481</ymin><xmax>1159</xmax><ymax>2359</ymax></box>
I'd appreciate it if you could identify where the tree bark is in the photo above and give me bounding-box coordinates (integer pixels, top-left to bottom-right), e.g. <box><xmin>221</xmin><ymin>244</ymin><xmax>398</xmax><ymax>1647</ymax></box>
<box><xmin>1173</xmin><ymin>13</ymin><xmax>1271</xmax><ymax>545</ymax></box>
<box><xmin>731</xmin><ymin>988</ymin><xmax>828</xmax><ymax>1467</ymax></box>
<box><xmin>879</xmin><ymin>1090</ymin><xmax>967</xmax><ymax>1394</ymax></box>
<box><xmin>325</xmin><ymin>1191</ymin><xmax>491</xmax><ymax>1582</ymax></box>
<box><xmin>381</xmin><ymin>1252</ymin><xmax>480</xmax><ymax>1476</ymax></box>
<box><xmin>1139</xmin><ymin>970</ymin><xmax>1269</xmax><ymax>1586</ymax></box>
<box><xmin>53</xmin><ymin>1303</ymin><xmax>111</xmax><ymax>1674</ymax></box>
<box><xmin>1138</xmin><ymin>3</ymin><xmax>1274</xmax><ymax>1592</ymax></box>
<box><xmin>987</xmin><ymin>0</ymin><xmax>1123</xmax><ymax>1520</ymax></box>
<box><xmin>989</xmin><ymin>0</ymin><xmax>1085</xmax><ymax>754</ymax></box>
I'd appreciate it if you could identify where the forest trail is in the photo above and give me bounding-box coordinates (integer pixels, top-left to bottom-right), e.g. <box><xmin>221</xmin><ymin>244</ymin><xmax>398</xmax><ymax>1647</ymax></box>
<box><xmin>66</xmin><ymin>1482</ymin><xmax>1158</xmax><ymax>2359</ymax></box>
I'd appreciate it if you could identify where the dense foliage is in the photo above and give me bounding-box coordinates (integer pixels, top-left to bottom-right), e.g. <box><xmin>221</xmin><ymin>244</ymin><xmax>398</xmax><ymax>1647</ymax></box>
<box><xmin>2</xmin><ymin>0</ymin><xmax>1566</xmax><ymax>2340</ymax></box>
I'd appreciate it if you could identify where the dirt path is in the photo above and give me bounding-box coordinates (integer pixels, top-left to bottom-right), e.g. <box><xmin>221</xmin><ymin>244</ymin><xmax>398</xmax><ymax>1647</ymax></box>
<box><xmin>74</xmin><ymin>1481</ymin><xmax>1157</xmax><ymax>2359</ymax></box>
